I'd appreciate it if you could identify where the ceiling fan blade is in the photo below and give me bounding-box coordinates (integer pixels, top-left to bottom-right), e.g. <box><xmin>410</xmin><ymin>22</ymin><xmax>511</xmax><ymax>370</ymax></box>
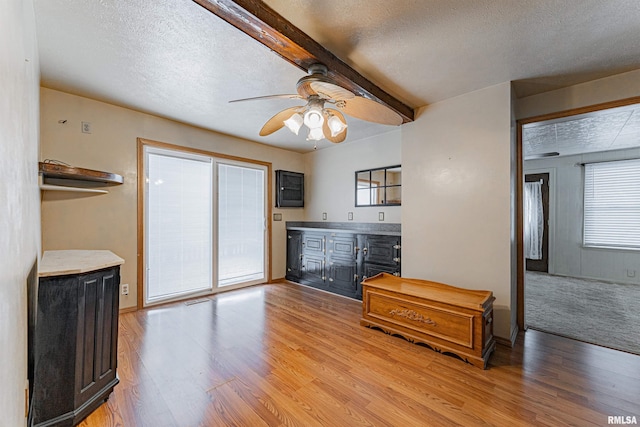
<box><xmin>338</xmin><ymin>96</ymin><xmax>403</xmax><ymax>126</ymax></box>
<box><xmin>229</xmin><ymin>94</ymin><xmax>302</xmax><ymax>103</ymax></box>
<box><xmin>310</xmin><ymin>81</ymin><xmax>355</xmax><ymax>101</ymax></box>
<box><xmin>323</xmin><ymin>108</ymin><xmax>347</xmax><ymax>143</ymax></box>
<box><xmin>259</xmin><ymin>106</ymin><xmax>303</xmax><ymax>136</ymax></box>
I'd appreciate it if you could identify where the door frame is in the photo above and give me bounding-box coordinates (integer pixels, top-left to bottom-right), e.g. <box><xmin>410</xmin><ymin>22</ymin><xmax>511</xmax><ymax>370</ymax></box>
<box><xmin>136</xmin><ymin>137</ymin><xmax>273</xmax><ymax>309</ymax></box>
<box><xmin>516</xmin><ymin>95</ymin><xmax>640</xmax><ymax>330</ymax></box>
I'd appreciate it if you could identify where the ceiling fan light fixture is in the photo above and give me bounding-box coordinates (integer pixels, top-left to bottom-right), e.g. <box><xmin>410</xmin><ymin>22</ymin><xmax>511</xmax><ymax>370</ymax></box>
<box><xmin>283</xmin><ymin>113</ymin><xmax>303</xmax><ymax>135</ymax></box>
<box><xmin>303</xmin><ymin>106</ymin><xmax>324</xmax><ymax>129</ymax></box>
<box><xmin>307</xmin><ymin>127</ymin><xmax>324</xmax><ymax>141</ymax></box>
<box><xmin>327</xmin><ymin>114</ymin><xmax>347</xmax><ymax>137</ymax></box>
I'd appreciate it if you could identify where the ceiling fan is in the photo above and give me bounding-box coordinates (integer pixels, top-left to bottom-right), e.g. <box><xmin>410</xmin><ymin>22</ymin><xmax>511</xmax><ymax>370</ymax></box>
<box><xmin>230</xmin><ymin>64</ymin><xmax>403</xmax><ymax>145</ymax></box>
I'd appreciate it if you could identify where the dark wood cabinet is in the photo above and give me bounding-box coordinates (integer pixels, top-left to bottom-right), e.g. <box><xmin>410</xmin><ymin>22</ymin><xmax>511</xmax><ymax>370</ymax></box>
<box><xmin>285</xmin><ymin>230</ymin><xmax>302</xmax><ymax>281</ymax></box>
<box><xmin>328</xmin><ymin>260</ymin><xmax>359</xmax><ymax>298</ymax></box>
<box><xmin>361</xmin><ymin>234</ymin><xmax>401</xmax><ymax>279</ymax></box>
<box><xmin>285</xmin><ymin>226</ymin><xmax>401</xmax><ymax>300</ymax></box>
<box><xmin>302</xmin><ymin>255</ymin><xmax>326</xmax><ymax>286</ymax></box>
<box><xmin>301</xmin><ymin>232</ymin><xmax>327</xmax><ymax>287</ymax></box>
<box><xmin>31</xmin><ymin>263</ymin><xmax>121</xmax><ymax>426</ymax></box>
<box><xmin>327</xmin><ymin>234</ymin><xmax>359</xmax><ymax>298</ymax></box>
<box><xmin>276</xmin><ymin>170</ymin><xmax>304</xmax><ymax>207</ymax></box>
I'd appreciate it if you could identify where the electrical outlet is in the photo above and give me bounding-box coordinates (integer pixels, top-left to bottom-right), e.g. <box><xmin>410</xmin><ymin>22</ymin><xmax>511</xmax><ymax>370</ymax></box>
<box><xmin>121</xmin><ymin>283</ymin><xmax>129</xmax><ymax>295</ymax></box>
<box><xmin>322</xmin><ymin>212</ymin><xmax>327</xmax><ymax>220</ymax></box>
<box><xmin>627</xmin><ymin>269</ymin><xmax>636</xmax><ymax>278</ymax></box>
<box><xmin>81</xmin><ymin>121</ymin><xmax>92</xmax><ymax>134</ymax></box>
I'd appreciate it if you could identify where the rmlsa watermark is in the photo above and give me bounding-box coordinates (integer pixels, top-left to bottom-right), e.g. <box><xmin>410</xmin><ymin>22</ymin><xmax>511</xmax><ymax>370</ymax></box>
<box><xmin>608</xmin><ymin>415</ymin><xmax>638</xmax><ymax>425</ymax></box>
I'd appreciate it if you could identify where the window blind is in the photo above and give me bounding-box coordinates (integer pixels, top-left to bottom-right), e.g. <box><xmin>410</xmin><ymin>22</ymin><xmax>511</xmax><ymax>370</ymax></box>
<box><xmin>583</xmin><ymin>158</ymin><xmax>640</xmax><ymax>249</ymax></box>
<box><xmin>146</xmin><ymin>148</ymin><xmax>213</xmax><ymax>302</ymax></box>
<box><xmin>217</xmin><ymin>162</ymin><xmax>266</xmax><ymax>287</ymax></box>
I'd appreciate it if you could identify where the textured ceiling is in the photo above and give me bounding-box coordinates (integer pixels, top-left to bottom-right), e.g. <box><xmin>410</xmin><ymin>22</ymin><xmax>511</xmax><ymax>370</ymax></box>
<box><xmin>34</xmin><ymin>0</ymin><xmax>640</xmax><ymax>153</ymax></box>
<box><xmin>523</xmin><ymin>103</ymin><xmax>640</xmax><ymax>159</ymax></box>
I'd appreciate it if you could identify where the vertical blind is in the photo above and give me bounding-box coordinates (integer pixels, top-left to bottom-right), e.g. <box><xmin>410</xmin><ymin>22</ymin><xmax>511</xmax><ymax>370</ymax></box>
<box><xmin>583</xmin><ymin>158</ymin><xmax>640</xmax><ymax>249</ymax></box>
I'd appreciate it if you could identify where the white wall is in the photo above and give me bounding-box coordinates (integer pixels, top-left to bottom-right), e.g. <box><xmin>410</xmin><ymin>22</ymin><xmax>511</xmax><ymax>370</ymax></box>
<box><xmin>525</xmin><ymin>147</ymin><xmax>640</xmax><ymax>284</ymax></box>
<box><xmin>402</xmin><ymin>82</ymin><xmax>515</xmax><ymax>340</ymax></box>
<box><xmin>303</xmin><ymin>130</ymin><xmax>402</xmax><ymax>223</ymax></box>
<box><xmin>0</xmin><ymin>0</ymin><xmax>41</xmax><ymax>423</ymax></box>
<box><xmin>40</xmin><ymin>88</ymin><xmax>306</xmax><ymax>309</ymax></box>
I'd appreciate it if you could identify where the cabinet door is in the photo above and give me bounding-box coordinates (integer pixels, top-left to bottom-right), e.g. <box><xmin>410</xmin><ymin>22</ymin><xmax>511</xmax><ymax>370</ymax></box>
<box><xmin>32</xmin><ymin>276</ymin><xmax>80</xmax><ymax>424</ymax></box>
<box><xmin>328</xmin><ymin>234</ymin><xmax>357</xmax><ymax>262</ymax></box>
<box><xmin>302</xmin><ymin>255</ymin><xmax>326</xmax><ymax>286</ymax></box>
<box><xmin>75</xmin><ymin>267</ymin><xmax>120</xmax><ymax>407</ymax></box>
<box><xmin>303</xmin><ymin>232</ymin><xmax>326</xmax><ymax>256</ymax></box>
<box><xmin>363</xmin><ymin>262</ymin><xmax>400</xmax><ymax>280</ymax></box>
<box><xmin>363</xmin><ymin>235</ymin><xmax>400</xmax><ymax>266</ymax></box>
<box><xmin>302</xmin><ymin>233</ymin><xmax>327</xmax><ymax>286</ymax></box>
<box><xmin>276</xmin><ymin>170</ymin><xmax>304</xmax><ymax>207</ymax></box>
<box><xmin>286</xmin><ymin>231</ymin><xmax>302</xmax><ymax>280</ymax></box>
<box><xmin>328</xmin><ymin>260</ymin><xmax>360</xmax><ymax>299</ymax></box>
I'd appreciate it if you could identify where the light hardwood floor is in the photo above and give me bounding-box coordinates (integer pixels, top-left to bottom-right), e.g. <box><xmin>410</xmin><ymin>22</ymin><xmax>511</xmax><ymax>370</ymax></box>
<box><xmin>80</xmin><ymin>281</ymin><xmax>640</xmax><ymax>426</ymax></box>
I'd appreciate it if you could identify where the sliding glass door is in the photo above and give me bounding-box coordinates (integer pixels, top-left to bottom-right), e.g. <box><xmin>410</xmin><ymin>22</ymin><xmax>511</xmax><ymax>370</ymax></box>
<box><xmin>145</xmin><ymin>147</ymin><xmax>213</xmax><ymax>304</ymax></box>
<box><xmin>217</xmin><ymin>162</ymin><xmax>266</xmax><ymax>287</ymax></box>
<box><xmin>143</xmin><ymin>144</ymin><xmax>268</xmax><ymax>306</ymax></box>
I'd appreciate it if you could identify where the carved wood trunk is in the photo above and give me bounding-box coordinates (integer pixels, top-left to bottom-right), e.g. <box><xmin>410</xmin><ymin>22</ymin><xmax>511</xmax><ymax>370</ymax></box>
<box><xmin>361</xmin><ymin>273</ymin><xmax>495</xmax><ymax>369</ymax></box>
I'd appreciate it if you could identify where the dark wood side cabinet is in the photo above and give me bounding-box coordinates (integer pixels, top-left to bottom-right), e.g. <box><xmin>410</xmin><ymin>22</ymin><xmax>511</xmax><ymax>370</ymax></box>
<box><xmin>285</xmin><ymin>230</ymin><xmax>303</xmax><ymax>281</ymax></box>
<box><xmin>275</xmin><ymin>170</ymin><xmax>304</xmax><ymax>207</ymax></box>
<box><xmin>285</xmin><ymin>224</ymin><xmax>401</xmax><ymax>300</ymax></box>
<box><xmin>361</xmin><ymin>234</ymin><xmax>401</xmax><ymax>279</ymax></box>
<box><xmin>31</xmin><ymin>250</ymin><xmax>124</xmax><ymax>427</ymax></box>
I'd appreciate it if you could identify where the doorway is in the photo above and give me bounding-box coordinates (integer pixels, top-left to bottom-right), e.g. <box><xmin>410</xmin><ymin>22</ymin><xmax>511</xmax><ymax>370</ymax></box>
<box><xmin>517</xmin><ymin>97</ymin><xmax>640</xmax><ymax>354</ymax></box>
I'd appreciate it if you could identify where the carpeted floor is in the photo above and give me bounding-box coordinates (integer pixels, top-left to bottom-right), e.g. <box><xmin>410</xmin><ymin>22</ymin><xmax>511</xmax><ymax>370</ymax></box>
<box><xmin>525</xmin><ymin>271</ymin><xmax>640</xmax><ymax>355</ymax></box>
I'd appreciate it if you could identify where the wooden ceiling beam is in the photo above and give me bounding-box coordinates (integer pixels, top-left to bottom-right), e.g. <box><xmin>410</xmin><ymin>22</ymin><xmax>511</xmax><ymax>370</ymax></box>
<box><xmin>192</xmin><ymin>0</ymin><xmax>415</xmax><ymax>123</ymax></box>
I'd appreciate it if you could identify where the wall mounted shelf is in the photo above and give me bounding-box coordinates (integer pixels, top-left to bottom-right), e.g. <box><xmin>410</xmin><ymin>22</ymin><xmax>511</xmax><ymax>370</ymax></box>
<box><xmin>39</xmin><ymin>162</ymin><xmax>123</xmax><ymax>193</ymax></box>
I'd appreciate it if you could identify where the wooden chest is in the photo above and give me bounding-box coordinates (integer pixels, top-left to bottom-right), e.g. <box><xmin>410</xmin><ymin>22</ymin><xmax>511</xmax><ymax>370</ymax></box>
<box><xmin>361</xmin><ymin>273</ymin><xmax>495</xmax><ymax>368</ymax></box>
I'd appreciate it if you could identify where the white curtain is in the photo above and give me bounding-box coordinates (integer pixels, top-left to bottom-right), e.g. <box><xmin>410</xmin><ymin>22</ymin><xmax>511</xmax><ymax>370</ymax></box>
<box><xmin>524</xmin><ymin>181</ymin><xmax>544</xmax><ymax>260</ymax></box>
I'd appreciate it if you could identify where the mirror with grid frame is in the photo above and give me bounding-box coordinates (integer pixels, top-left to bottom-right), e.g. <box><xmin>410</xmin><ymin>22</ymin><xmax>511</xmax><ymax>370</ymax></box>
<box><xmin>355</xmin><ymin>165</ymin><xmax>401</xmax><ymax>207</ymax></box>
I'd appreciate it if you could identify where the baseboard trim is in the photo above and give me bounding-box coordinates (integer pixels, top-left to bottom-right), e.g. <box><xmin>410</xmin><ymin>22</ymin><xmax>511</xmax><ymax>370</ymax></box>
<box><xmin>119</xmin><ymin>306</ymin><xmax>137</xmax><ymax>314</ymax></box>
<box><xmin>495</xmin><ymin>326</ymin><xmax>519</xmax><ymax>348</ymax></box>
<box><xmin>494</xmin><ymin>336</ymin><xmax>512</xmax><ymax>347</ymax></box>
<box><xmin>282</xmin><ymin>279</ymin><xmax>361</xmax><ymax>302</ymax></box>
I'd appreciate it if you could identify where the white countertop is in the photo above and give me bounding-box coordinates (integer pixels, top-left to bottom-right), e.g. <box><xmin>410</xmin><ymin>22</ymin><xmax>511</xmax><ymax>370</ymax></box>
<box><xmin>39</xmin><ymin>250</ymin><xmax>124</xmax><ymax>277</ymax></box>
